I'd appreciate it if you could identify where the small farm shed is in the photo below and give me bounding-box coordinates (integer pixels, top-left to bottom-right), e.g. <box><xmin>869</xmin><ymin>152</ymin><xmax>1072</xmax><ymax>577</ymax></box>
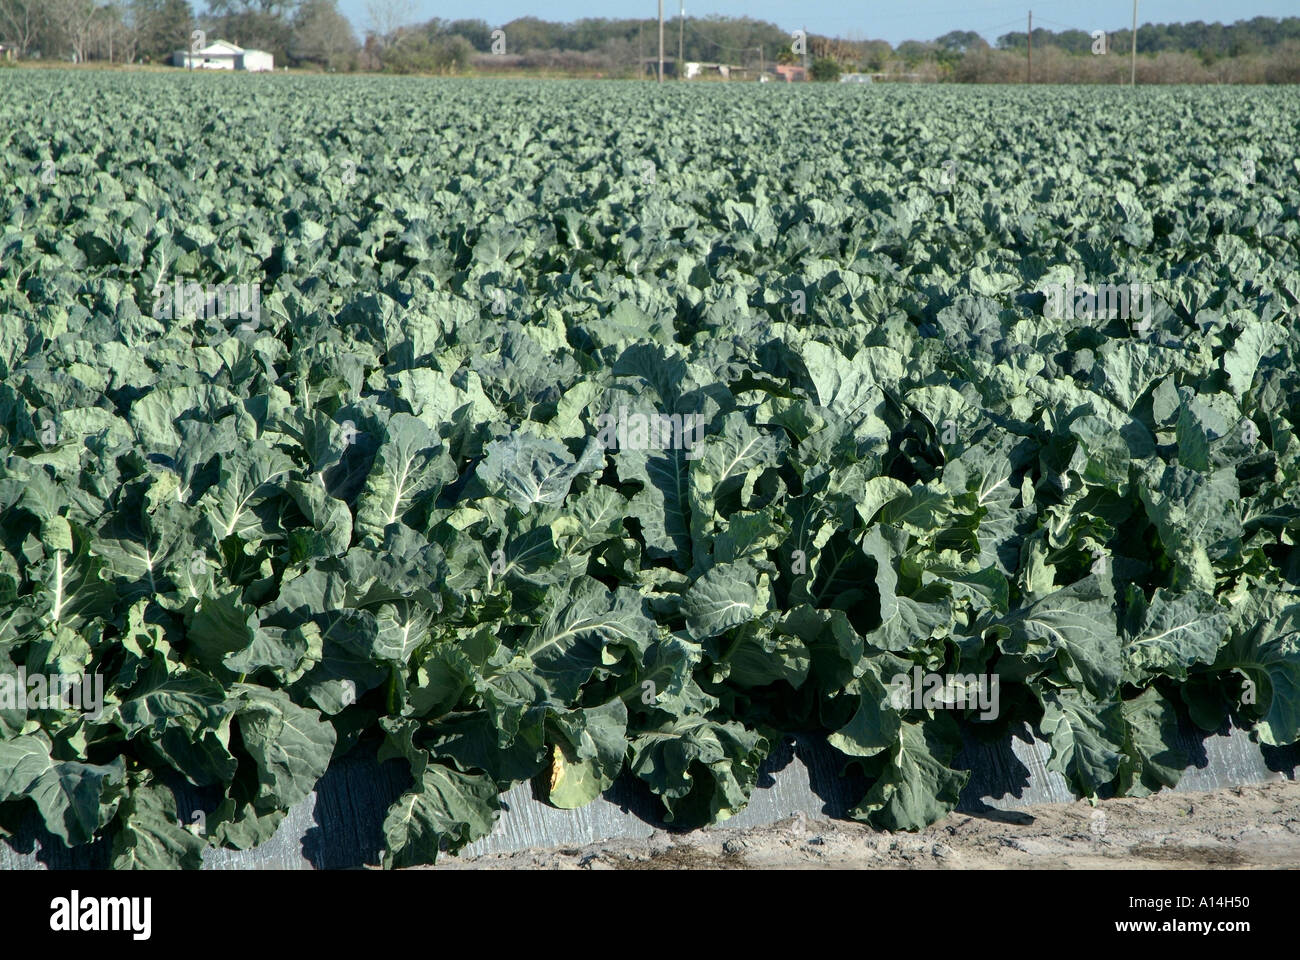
<box><xmin>173</xmin><ymin>40</ymin><xmax>274</xmax><ymax>71</ymax></box>
<box><xmin>684</xmin><ymin>61</ymin><xmax>739</xmax><ymax>79</ymax></box>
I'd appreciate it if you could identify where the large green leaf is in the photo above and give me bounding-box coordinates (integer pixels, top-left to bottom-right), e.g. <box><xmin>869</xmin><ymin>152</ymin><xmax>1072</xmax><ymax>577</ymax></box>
<box><xmin>0</xmin><ymin>734</ymin><xmax>124</xmax><ymax>846</ymax></box>
<box><xmin>850</xmin><ymin>717</ymin><xmax>968</xmax><ymax>831</ymax></box>
<box><xmin>381</xmin><ymin>762</ymin><xmax>500</xmax><ymax>868</ymax></box>
<box><xmin>111</xmin><ymin>779</ymin><xmax>206</xmax><ymax>870</ymax></box>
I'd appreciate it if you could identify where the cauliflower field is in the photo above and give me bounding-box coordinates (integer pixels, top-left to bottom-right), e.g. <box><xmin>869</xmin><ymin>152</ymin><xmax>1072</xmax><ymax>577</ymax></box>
<box><xmin>1</xmin><ymin>72</ymin><xmax>1298</xmax><ymax>867</ymax></box>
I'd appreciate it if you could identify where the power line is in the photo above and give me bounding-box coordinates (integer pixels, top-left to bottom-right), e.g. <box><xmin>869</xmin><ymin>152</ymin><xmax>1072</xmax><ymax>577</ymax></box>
<box><xmin>682</xmin><ymin>20</ymin><xmax>768</xmax><ymax>55</ymax></box>
<box><xmin>1036</xmin><ymin>17</ymin><xmax>1100</xmax><ymax>33</ymax></box>
<box><xmin>796</xmin><ymin>0</ymin><xmax>1092</xmax><ymax>26</ymax></box>
<box><xmin>809</xmin><ymin>2</ymin><xmax>1027</xmax><ymax>24</ymax></box>
<box><xmin>970</xmin><ymin>17</ymin><xmax>1029</xmax><ymax>36</ymax></box>
<box><xmin>752</xmin><ymin>0</ymin><xmax>1093</xmax><ymax>33</ymax></box>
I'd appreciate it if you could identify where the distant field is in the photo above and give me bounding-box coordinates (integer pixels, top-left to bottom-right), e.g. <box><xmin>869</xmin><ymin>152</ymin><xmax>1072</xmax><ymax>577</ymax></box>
<box><xmin>1</xmin><ymin>71</ymin><xmax>1298</xmax><ymax>868</ymax></box>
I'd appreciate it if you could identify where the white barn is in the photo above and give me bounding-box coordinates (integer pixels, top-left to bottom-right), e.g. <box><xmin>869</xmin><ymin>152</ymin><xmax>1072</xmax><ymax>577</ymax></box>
<box><xmin>173</xmin><ymin>40</ymin><xmax>273</xmax><ymax>72</ymax></box>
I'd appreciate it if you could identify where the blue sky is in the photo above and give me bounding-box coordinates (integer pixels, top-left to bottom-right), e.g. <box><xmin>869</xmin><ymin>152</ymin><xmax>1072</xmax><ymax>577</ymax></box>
<box><xmin>335</xmin><ymin>1</ymin><xmax>1298</xmax><ymax>45</ymax></box>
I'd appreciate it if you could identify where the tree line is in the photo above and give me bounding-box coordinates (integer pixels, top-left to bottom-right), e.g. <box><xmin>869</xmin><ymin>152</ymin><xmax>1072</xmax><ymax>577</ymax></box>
<box><xmin>1</xmin><ymin>3</ymin><xmax>1297</xmax><ymax>82</ymax></box>
<box><xmin>0</xmin><ymin>0</ymin><xmax>354</xmax><ymax>68</ymax></box>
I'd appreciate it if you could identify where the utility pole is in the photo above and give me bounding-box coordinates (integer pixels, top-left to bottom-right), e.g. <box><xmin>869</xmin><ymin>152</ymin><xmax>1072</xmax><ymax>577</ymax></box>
<box><xmin>802</xmin><ymin>23</ymin><xmax>808</xmax><ymax>80</ymax></box>
<box><xmin>678</xmin><ymin>1</ymin><xmax>684</xmax><ymax>79</ymax></box>
<box><xmin>658</xmin><ymin>0</ymin><xmax>664</xmax><ymax>83</ymax></box>
<box><xmin>1026</xmin><ymin>11</ymin><xmax>1032</xmax><ymax>83</ymax></box>
<box><xmin>759</xmin><ymin>45</ymin><xmax>764</xmax><ymax>77</ymax></box>
<box><xmin>639</xmin><ymin>20</ymin><xmax>644</xmax><ymax>79</ymax></box>
<box><xmin>1130</xmin><ymin>0</ymin><xmax>1138</xmax><ymax>85</ymax></box>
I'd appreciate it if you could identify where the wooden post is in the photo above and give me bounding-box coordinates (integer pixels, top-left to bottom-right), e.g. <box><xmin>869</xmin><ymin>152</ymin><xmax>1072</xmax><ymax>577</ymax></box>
<box><xmin>678</xmin><ymin>0</ymin><xmax>684</xmax><ymax>78</ymax></box>
<box><xmin>1027</xmin><ymin>11</ymin><xmax>1032</xmax><ymax>83</ymax></box>
<box><xmin>658</xmin><ymin>0</ymin><xmax>664</xmax><ymax>83</ymax></box>
<box><xmin>1130</xmin><ymin>0</ymin><xmax>1138</xmax><ymax>85</ymax></box>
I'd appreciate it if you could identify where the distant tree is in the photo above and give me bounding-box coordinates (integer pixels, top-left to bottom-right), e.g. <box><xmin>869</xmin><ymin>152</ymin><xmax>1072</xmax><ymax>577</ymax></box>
<box><xmin>205</xmin><ymin>0</ymin><xmax>295</xmax><ymax>14</ymax></box>
<box><xmin>935</xmin><ymin>30</ymin><xmax>982</xmax><ymax>53</ymax></box>
<box><xmin>856</xmin><ymin>39</ymin><xmax>891</xmax><ymax>70</ymax></box>
<box><xmin>1227</xmin><ymin>30</ymin><xmax>1259</xmax><ymax>57</ymax></box>
<box><xmin>0</xmin><ymin>0</ymin><xmax>44</xmax><ymax>56</ymax></box>
<box><xmin>381</xmin><ymin>30</ymin><xmax>472</xmax><ymax>74</ymax></box>
<box><xmin>291</xmin><ymin>0</ymin><xmax>354</xmax><ymax>68</ymax></box>
<box><xmin>131</xmin><ymin>0</ymin><xmax>192</xmax><ymax>61</ymax></box>
<box><xmin>1053</xmin><ymin>29</ymin><xmax>1091</xmax><ymax>54</ymax></box>
<box><xmin>676</xmin><ymin>15</ymin><xmax>786</xmax><ymax>67</ymax></box>
<box><xmin>566</xmin><ymin>17</ymin><xmax>611</xmax><ymax>51</ymax></box>
<box><xmin>93</xmin><ymin>0</ymin><xmax>132</xmax><ymax>60</ymax></box>
<box><xmin>46</xmin><ymin>0</ymin><xmax>99</xmax><ymax>61</ymax></box>
<box><xmin>499</xmin><ymin>17</ymin><xmax>562</xmax><ymax>52</ymax></box>
<box><xmin>203</xmin><ymin>0</ymin><xmax>295</xmax><ymax>61</ymax></box>
<box><xmin>364</xmin><ymin>0</ymin><xmax>412</xmax><ymax>49</ymax></box>
<box><xmin>446</xmin><ymin>18</ymin><xmax>491</xmax><ymax>51</ymax></box>
<box><xmin>810</xmin><ymin>55</ymin><xmax>840</xmax><ymax>81</ymax></box>
<box><xmin>895</xmin><ymin>40</ymin><xmax>932</xmax><ymax>66</ymax></box>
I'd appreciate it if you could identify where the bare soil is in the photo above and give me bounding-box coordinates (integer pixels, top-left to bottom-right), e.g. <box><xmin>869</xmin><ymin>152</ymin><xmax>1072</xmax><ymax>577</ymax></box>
<box><xmin>432</xmin><ymin>781</ymin><xmax>1300</xmax><ymax>869</ymax></box>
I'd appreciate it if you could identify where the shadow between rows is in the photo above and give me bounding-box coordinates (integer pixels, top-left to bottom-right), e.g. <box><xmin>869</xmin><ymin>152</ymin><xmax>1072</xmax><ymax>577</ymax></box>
<box><xmin>3</xmin><ymin>715</ymin><xmax>1296</xmax><ymax>870</ymax></box>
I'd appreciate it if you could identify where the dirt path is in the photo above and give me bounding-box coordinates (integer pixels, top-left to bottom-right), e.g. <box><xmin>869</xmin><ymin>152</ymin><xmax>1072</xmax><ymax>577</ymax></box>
<box><xmin>433</xmin><ymin>781</ymin><xmax>1300</xmax><ymax>869</ymax></box>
